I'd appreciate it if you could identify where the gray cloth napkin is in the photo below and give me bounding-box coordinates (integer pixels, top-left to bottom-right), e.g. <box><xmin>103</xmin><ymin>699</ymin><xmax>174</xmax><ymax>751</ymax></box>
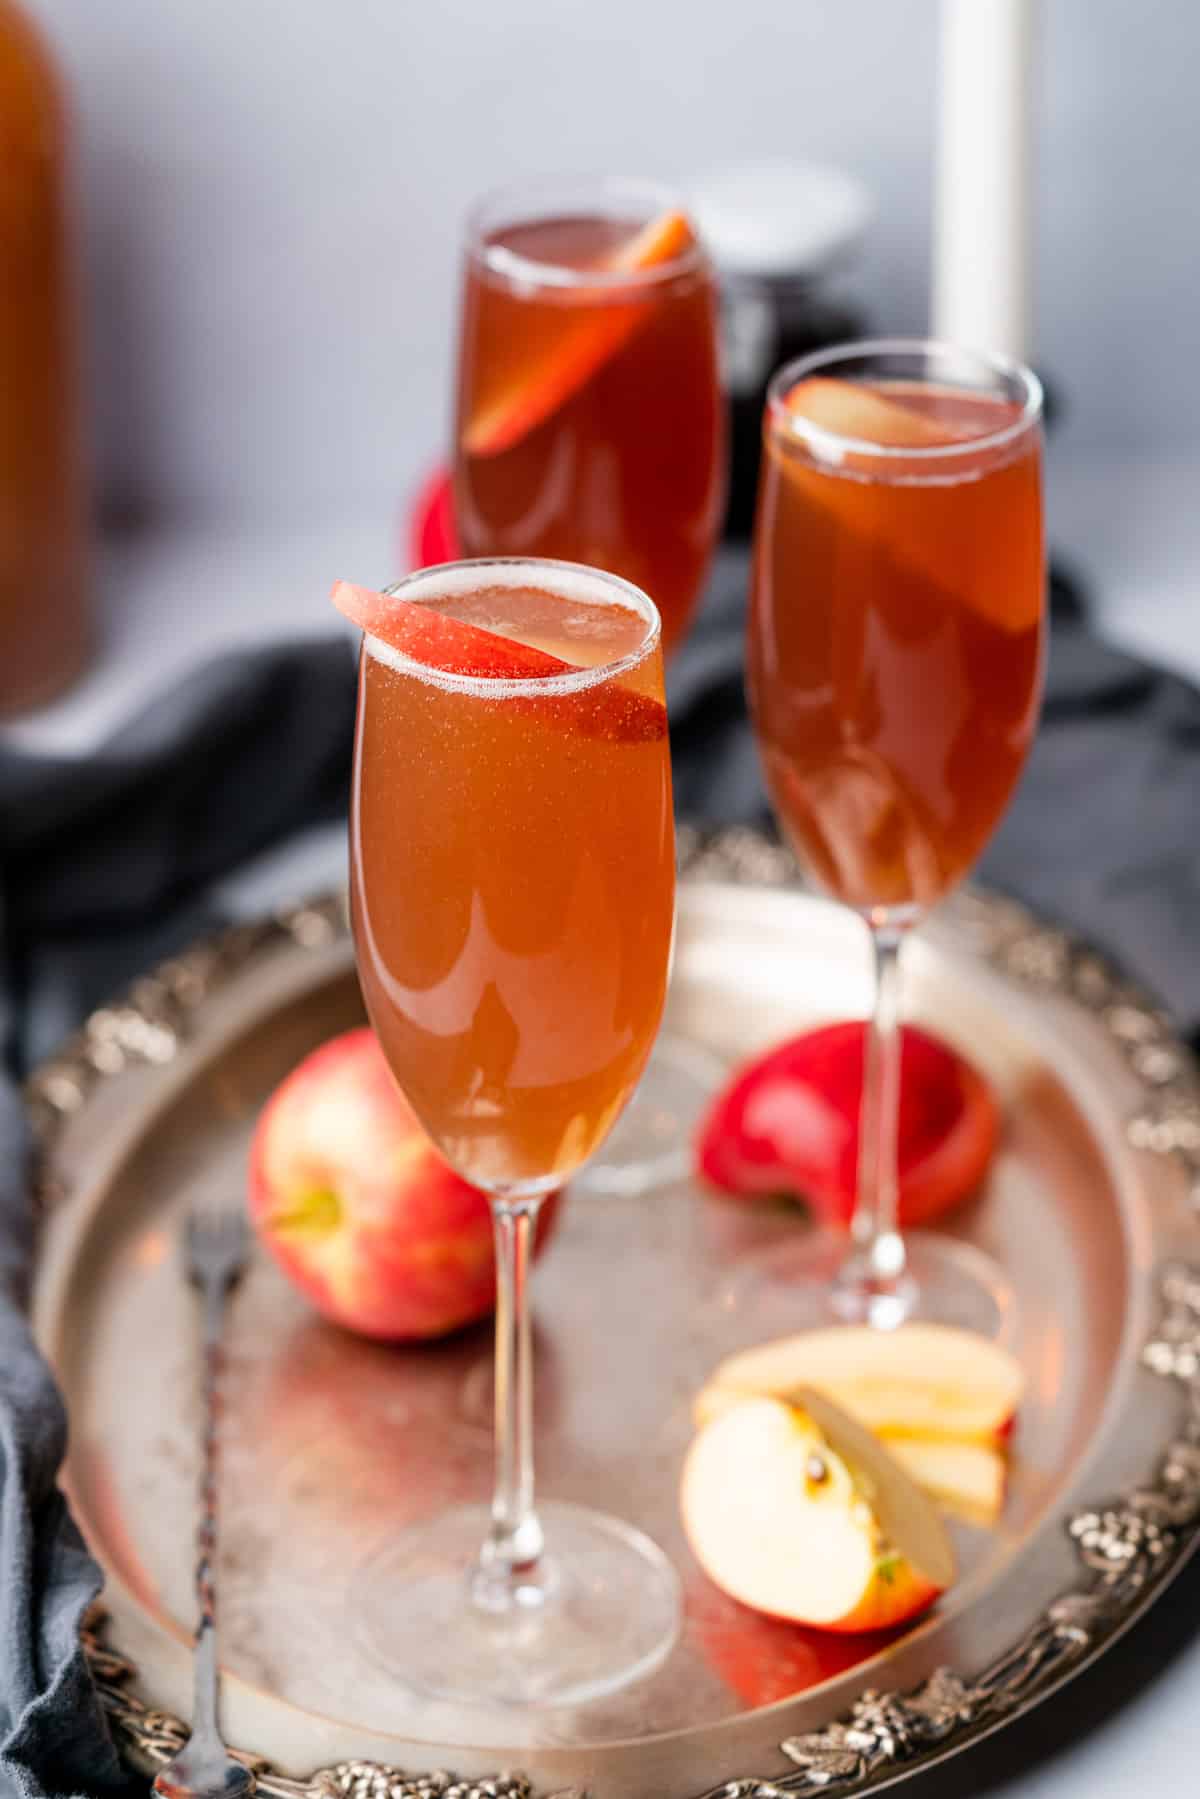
<box><xmin>0</xmin><ymin>1068</ymin><xmax>124</xmax><ymax>1799</ymax></box>
<box><xmin>4</xmin><ymin>567</ymin><xmax>1200</xmax><ymax>1797</ymax></box>
<box><xmin>1</xmin><ymin>641</ymin><xmax>356</xmax><ymax>1798</ymax></box>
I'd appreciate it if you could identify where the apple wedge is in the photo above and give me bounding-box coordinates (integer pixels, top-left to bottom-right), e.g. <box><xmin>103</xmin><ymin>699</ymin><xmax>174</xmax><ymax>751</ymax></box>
<box><xmin>693</xmin><ymin>1383</ymin><xmax>1007</xmax><ymax>1527</ymax></box>
<box><xmin>775</xmin><ymin>377</ymin><xmax>1042</xmax><ymax>636</ymax></box>
<box><xmin>783</xmin><ymin>377</ymin><xmax>967</xmax><ymax>450</ymax></box>
<box><xmin>700</xmin><ymin>1324</ymin><xmax>1023</xmax><ymax>1444</ymax></box>
<box><xmin>886</xmin><ymin>1437</ymin><xmax>1006</xmax><ymax>1529</ymax></box>
<box><xmin>681</xmin><ymin>1391</ymin><xmax>954</xmax><ymax>1633</ymax></box>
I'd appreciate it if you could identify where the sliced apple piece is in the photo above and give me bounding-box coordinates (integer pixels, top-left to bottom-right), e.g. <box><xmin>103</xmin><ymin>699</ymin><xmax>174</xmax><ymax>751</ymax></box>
<box><xmin>681</xmin><ymin>1394</ymin><xmax>953</xmax><ymax>1633</ymax></box>
<box><xmin>783</xmin><ymin>377</ymin><xmax>970</xmax><ymax>450</ymax></box>
<box><xmin>690</xmin><ymin>1388</ymin><xmax>1005</xmax><ymax>1525</ymax></box>
<box><xmin>701</xmin><ymin>1324</ymin><xmax>1023</xmax><ymax>1444</ymax></box>
<box><xmin>775</xmin><ymin>378</ymin><xmax>1042</xmax><ymax>637</ymax></box>
<box><xmin>793</xmin><ymin>1386</ymin><xmax>955</xmax><ymax>1588</ymax></box>
<box><xmin>885</xmin><ymin>1437</ymin><xmax>1006</xmax><ymax>1528</ymax></box>
<box><xmin>331</xmin><ymin>580</ymin><xmax>569</xmax><ymax>679</ymax></box>
<box><xmin>464</xmin><ymin>210</ymin><xmax>696</xmax><ymax>458</ymax></box>
<box><xmin>332</xmin><ymin>579</ymin><xmax>667</xmax><ymax>745</ymax></box>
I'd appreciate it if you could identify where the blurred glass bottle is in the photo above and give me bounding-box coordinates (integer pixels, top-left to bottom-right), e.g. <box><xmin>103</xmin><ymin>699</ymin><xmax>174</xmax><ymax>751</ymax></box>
<box><xmin>691</xmin><ymin>162</ymin><xmax>874</xmax><ymax>539</ymax></box>
<box><xmin>0</xmin><ymin>0</ymin><xmax>88</xmax><ymax>715</ymax></box>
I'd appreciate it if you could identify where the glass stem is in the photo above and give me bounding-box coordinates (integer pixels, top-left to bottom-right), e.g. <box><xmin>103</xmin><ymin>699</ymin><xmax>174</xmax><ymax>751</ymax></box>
<box><xmin>476</xmin><ymin>1195</ymin><xmax>546</xmax><ymax>1610</ymax></box>
<box><xmin>837</xmin><ymin>922</ymin><xmax>911</xmax><ymax>1323</ymax></box>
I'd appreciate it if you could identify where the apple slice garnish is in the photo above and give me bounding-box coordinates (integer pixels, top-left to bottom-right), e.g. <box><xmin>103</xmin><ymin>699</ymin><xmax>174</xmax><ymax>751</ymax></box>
<box><xmin>776</xmin><ymin>378</ymin><xmax>1042</xmax><ymax>637</ymax></box>
<box><xmin>332</xmin><ymin>579</ymin><xmax>667</xmax><ymax>745</ymax></box>
<box><xmin>681</xmin><ymin>1391</ymin><xmax>953</xmax><ymax>1633</ymax></box>
<box><xmin>463</xmin><ymin>210</ymin><xmax>696</xmax><ymax>458</ymax></box>
<box><xmin>332</xmin><ymin>579</ymin><xmax>569</xmax><ymax>680</ymax></box>
<box><xmin>698</xmin><ymin>1323</ymin><xmax>1024</xmax><ymax>1445</ymax></box>
<box><xmin>696</xmin><ymin>1022</ymin><xmax>999</xmax><ymax>1231</ymax></box>
<box><xmin>783</xmin><ymin>377</ymin><xmax>971</xmax><ymax>450</ymax></box>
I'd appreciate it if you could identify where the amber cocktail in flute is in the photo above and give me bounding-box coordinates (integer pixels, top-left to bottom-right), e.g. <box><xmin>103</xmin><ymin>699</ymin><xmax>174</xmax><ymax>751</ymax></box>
<box><xmin>746</xmin><ymin>340</ymin><xmax>1044</xmax><ymax>1335</ymax></box>
<box><xmin>334</xmin><ymin>557</ymin><xmax>679</xmax><ymax>1708</ymax></box>
<box><xmin>454</xmin><ymin>179</ymin><xmax>725</xmax><ymax>659</ymax></box>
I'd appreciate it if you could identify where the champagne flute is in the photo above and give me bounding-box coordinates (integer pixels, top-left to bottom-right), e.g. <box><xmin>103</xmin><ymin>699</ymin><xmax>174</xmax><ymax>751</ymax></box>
<box><xmin>452</xmin><ymin>175</ymin><xmax>728</xmax><ymax>1195</ymax></box>
<box><xmin>453</xmin><ymin>175</ymin><xmax>725</xmax><ymax>655</ymax></box>
<box><xmin>743</xmin><ymin>339</ymin><xmax>1045</xmax><ymax>1335</ymax></box>
<box><xmin>348</xmin><ymin>556</ymin><xmax>679</xmax><ymax>1705</ymax></box>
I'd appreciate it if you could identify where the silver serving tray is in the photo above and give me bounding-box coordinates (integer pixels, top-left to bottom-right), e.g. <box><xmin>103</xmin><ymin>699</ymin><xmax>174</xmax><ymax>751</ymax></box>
<box><xmin>27</xmin><ymin>831</ymin><xmax>1200</xmax><ymax>1799</ymax></box>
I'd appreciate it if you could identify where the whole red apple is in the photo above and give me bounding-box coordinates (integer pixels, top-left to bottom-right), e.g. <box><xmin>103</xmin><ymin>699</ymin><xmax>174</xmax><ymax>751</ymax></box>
<box><xmin>696</xmin><ymin>1022</ymin><xmax>997</xmax><ymax>1230</ymax></box>
<box><xmin>248</xmin><ymin>1027</ymin><xmax>558</xmax><ymax>1341</ymax></box>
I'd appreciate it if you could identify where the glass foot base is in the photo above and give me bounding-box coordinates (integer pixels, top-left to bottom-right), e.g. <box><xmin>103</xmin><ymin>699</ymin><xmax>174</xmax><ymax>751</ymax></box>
<box><xmin>354</xmin><ymin>1501</ymin><xmax>681</xmax><ymax>1708</ymax></box>
<box><xmin>574</xmin><ymin>1035</ymin><xmax>724</xmax><ymax>1197</ymax></box>
<box><xmin>712</xmin><ymin>1228</ymin><xmax>1019</xmax><ymax>1347</ymax></box>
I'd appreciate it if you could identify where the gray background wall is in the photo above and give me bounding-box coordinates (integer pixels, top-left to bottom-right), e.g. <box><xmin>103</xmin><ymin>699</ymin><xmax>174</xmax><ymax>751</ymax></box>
<box><xmin>25</xmin><ymin>0</ymin><xmax>1200</xmax><ymax>526</ymax></box>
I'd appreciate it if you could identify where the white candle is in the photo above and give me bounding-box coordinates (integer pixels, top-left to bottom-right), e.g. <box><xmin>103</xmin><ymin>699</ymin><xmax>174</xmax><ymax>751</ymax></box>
<box><xmin>932</xmin><ymin>0</ymin><xmax>1036</xmax><ymax>363</ymax></box>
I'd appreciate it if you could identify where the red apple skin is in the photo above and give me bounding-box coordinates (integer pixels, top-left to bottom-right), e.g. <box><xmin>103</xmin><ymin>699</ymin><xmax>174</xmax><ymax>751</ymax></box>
<box><xmin>248</xmin><ymin>1028</ymin><xmax>558</xmax><ymax>1341</ymax></box>
<box><xmin>408</xmin><ymin>466</ymin><xmax>459</xmax><ymax>570</ymax></box>
<box><xmin>696</xmin><ymin>1022</ymin><xmax>998</xmax><ymax>1230</ymax></box>
<box><xmin>820</xmin><ymin>1566</ymin><xmax>942</xmax><ymax>1636</ymax></box>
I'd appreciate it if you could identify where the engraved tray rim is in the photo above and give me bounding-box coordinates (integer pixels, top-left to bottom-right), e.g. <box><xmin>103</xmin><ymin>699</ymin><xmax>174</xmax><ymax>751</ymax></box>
<box><xmin>26</xmin><ymin>825</ymin><xmax>1200</xmax><ymax>1799</ymax></box>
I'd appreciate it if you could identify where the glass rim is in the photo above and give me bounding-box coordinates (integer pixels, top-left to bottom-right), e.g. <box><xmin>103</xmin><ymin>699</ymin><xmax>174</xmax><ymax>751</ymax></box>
<box><xmin>367</xmin><ymin>556</ymin><xmax>662</xmax><ymax>697</ymax></box>
<box><xmin>766</xmin><ymin>336</ymin><xmax>1044</xmax><ymax>464</ymax></box>
<box><xmin>464</xmin><ymin>174</ymin><xmax>709</xmax><ymax>292</ymax></box>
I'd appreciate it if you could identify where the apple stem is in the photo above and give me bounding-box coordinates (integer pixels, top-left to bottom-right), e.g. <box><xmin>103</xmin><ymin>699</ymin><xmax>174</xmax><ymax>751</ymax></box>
<box><xmin>474</xmin><ymin>1194</ymin><xmax>547</xmax><ymax>1611</ymax></box>
<box><xmin>835</xmin><ymin>923</ymin><xmax>915</xmax><ymax>1329</ymax></box>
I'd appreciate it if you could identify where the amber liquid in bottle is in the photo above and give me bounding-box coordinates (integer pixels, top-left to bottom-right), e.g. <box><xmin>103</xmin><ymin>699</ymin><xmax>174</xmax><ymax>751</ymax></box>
<box><xmin>0</xmin><ymin>0</ymin><xmax>88</xmax><ymax>715</ymax></box>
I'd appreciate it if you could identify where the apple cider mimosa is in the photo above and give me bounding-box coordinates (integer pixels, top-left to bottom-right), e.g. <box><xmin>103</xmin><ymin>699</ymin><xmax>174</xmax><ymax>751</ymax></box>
<box><xmin>453</xmin><ymin>180</ymin><xmax>725</xmax><ymax>658</ymax></box>
<box><xmin>750</xmin><ymin>374</ymin><xmax>1044</xmax><ymax>914</ymax></box>
<box><xmin>743</xmin><ymin>341</ymin><xmax>1045</xmax><ymax>1339</ymax></box>
<box><xmin>350</xmin><ymin>568</ymin><xmax>673</xmax><ymax>1190</ymax></box>
<box><xmin>334</xmin><ymin>558</ymin><xmax>681</xmax><ymax>1708</ymax></box>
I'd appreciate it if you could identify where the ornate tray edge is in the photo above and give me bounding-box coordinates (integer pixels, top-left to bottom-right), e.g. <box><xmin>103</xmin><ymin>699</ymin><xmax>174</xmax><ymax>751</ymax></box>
<box><xmin>26</xmin><ymin>827</ymin><xmax>1200</xmax><ymax>1799</ymax></box>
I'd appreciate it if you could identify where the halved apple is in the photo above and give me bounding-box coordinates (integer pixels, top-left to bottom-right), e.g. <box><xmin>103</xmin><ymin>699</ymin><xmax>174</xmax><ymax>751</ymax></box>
<box><xmin>681</xmin><ymin>1391</ymin><xmax>954</xmax><ymax>1633</ymax></box>
<box><xmin>699</xmin><ymin>1324</ymin><xmax>1023</xmax><ymax>1445</ymax></box>
<box><xmin>695</xmin><ymin>1021</ymin><xmax>998</xmax><ymax>1231</ymax></box>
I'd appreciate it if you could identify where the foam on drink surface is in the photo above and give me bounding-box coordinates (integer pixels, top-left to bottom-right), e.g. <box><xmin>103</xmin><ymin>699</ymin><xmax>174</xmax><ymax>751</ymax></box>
<box><xmin>364</xmin><ymin>563</ymin><xmax>655</xmax><ymax>695</ymax></box>
<box><xmin>420</xmin><ymin>583</ymin><xmax>648</xmax><ymax>668</ymax></box>
<box><xmin>778</xmin><ymin>378</ymin><xmax>1033</xmax><ymax>489</ymax></box>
